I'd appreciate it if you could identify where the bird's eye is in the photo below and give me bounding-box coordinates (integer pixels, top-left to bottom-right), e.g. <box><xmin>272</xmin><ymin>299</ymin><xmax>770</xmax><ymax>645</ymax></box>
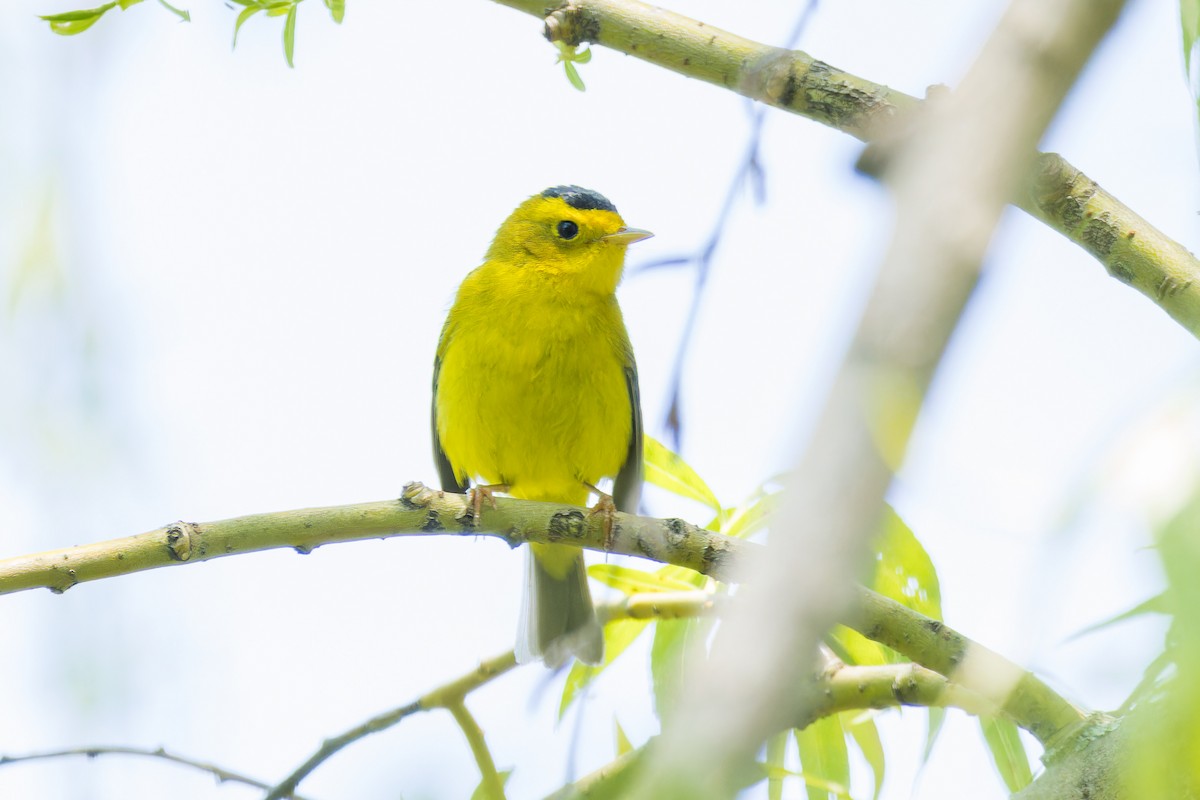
<box><xmin>556</xmin><ymin>220</ymin><xmax>579</xmax><ymax>240</ymax></box>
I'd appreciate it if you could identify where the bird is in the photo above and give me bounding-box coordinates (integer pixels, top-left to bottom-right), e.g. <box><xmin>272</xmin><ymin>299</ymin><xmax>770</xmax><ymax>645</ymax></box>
<box><xmin>431</xmin><ymin>185</ymin><xmax>650</xmax><ymax>667</ymax></box>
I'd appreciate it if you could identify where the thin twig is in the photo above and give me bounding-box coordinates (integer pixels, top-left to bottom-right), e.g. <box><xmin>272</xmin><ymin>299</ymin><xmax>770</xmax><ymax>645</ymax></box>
<box><xmin>625</xmin><ymin>0</ymin><xmax>821</xmax><ymax>448</ymax></box>
<box><xmin>263</xmin><ymin>651</ymin><xmax>517</xmax><ymax>800</ymax></box>
<box><xmin>447</xmin><ymin>701</ymin><xmax>507</xmax><ymax>800</ymax></box>
<box><xmin>0</xmin><ymin>745</ymin><xmax>313</xmax><ymax>800</ymax></box>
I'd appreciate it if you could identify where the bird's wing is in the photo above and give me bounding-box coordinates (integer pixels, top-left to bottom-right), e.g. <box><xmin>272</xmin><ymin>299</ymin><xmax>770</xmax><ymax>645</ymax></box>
<box><xmin>432</xmin><ymin>323</ymin><xmax>468</xmax><ymax>494</ymax></box>
<box><xmin>612</xmin><ymin>358</ymin><xmax>643</xmax><ymax>514</ymax></box>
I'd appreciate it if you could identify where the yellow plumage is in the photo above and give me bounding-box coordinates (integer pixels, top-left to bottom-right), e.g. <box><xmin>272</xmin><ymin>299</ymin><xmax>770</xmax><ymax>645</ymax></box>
<box><xmin>432</xmin><ymin>186</ymin><xmax>648</xmax><ymax>666</ymax></box>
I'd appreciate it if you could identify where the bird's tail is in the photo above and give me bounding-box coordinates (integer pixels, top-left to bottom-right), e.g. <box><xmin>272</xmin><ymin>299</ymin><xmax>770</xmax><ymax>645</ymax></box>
<box><xmin>516</xmin><ymin>543</ymin><xmax>603</xmax><ymax>668</ymax></box>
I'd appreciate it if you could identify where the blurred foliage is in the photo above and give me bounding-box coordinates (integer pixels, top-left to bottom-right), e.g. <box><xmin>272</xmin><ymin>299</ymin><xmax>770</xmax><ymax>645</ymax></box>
<box><xmin>38</xmin><ymin>0</ymin><xmax>349</xmax><ymax>67</ymax></box>
<box><xmin>1119</xmin><ymin>489</ymin><xmax>1200</xmax><ymax>796</ymax></box>
<box><xmin>558</xmin><ymin>437</ymin><xmax>962</xmax><ymax>799</ymax></box>
<box><xmin>1182</xmin><ymin>0</ymin><xmax>1200</xmax><ymax>141</ymax></box>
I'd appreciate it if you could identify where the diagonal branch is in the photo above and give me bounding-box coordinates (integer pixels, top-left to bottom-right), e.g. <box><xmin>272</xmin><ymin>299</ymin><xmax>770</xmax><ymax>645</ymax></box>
<box><xmin>491</xmin><ymin>0</ymin><xmax>1200</xmax><ymax>337</ymax></box>
<box><xmin>263</xmin><ymin>650</ymin><xmax>518</xmax><ymax>800</ymax></box>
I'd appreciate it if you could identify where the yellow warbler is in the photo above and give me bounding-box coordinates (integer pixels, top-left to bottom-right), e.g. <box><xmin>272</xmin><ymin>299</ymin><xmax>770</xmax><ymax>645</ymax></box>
<box><xmin>432</xmin><ymin>186</ymin><xmax>650</xmax><ymax>666</ymax></box>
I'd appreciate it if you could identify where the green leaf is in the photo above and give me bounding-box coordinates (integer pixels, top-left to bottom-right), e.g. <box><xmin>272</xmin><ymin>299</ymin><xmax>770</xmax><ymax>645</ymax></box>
<box><xmin>40</xmin><ymin>1</ymin><xmax>117</xmax><ymax>35</ymax></box>
<box><xmin>655</xmin><ymin>561</ymin><xmax>709</xmax><ymax>590</ymax></box>
<box><xmin>1123</xmin><ymin>488</ymin><xmax>1200</xmax><ymax>794</ymax></box>
<box><xmin>1183</xmin><ymin>0</ymin><xmax>1200</xmax><ymax>76</ymax></box>
<box><xmin>117</xmin><ymin>0</ymin><xmax>144</xmax><ymax>9</ymax></box>
<box><xmin>979</xmin><ymin>716</ymin><xmax>1032</xmax><ymax>793</ymax></box>
<box><xmin>722</xmin><ymin>490</ymin><xmax>782</xmax><ymax>539</ymax></box>
<box><xmin>872</xmin><ymin>506</ymin><xmax>942</xmax><ymax>621</ymax></box>
<box><xmin>1069</xmin><ymin>594</ymin><xmax>1167</xmax><ymax>641</ymax></box>
<box><xmin>564</xmin><ymin>61</ymin><xmax>585</xmax><ymax>91</ymax></box>
<box><xmin>323</xmin><ymin>0</ymin><xmax>343</xmax><ymax>23</ymax></box>
<box><xmin>614</xmin><ymin>717</ymin><xmax>633</xmax><ymax>756</ymax></box>
<box><xmin>826</xmin><ymin>624</ymin><xmax>893</xmax><ymax>667</ymax></box>
<box><xmin>282</xmin><ymin>2</ymin><xmax>297</xmax><ymax>67</ymax></box>
<box><xmin>469</xmin><ymin>769</ymin><xmax>511</xmax><ymax>800</ymax></box>
<box><xmin>922</xmin><ymin>706</ymin><xmax>947</xmax><ymax>766</ymax></box>
<box><xmin>766</xmin><ymin>731</ymin><xmax>790</xmax><ymax>800</ymax></box>
<box><xmin>155</xmin><ymin>0</ymin><xmax>188</xmax><ymax>21</ymax></box>
<box><xmin>589</xmin><ymin>563</ymin><xmax>698</xmax><ymax>595</ymax></box>
<box><xmin>650</xmin><ymin>617</ymin><xmax>710</xmax><ymax>720</ymax></box>
<box><xmin>644</xmin><ymin>436</ymin><xmax>721</xmax><ymax>511</ymax></box>
<box><xmin>559</xmin><ymin>618</ymin><xmax>649</xmax><ymax>718</ymax></box>
<box><xmin>843</xmin><ymin>712</ymin><xmax>885</xmax><ymax>800</ymax></box>
<box><xmin>796</xmin><ymin>716</ymin><xmax>850</xmax><ymax>800</ymax></box>
<box><xmin>232</xmin><ymin>5</ymin><xmax>260</xmax><ymax>48</ymax></box>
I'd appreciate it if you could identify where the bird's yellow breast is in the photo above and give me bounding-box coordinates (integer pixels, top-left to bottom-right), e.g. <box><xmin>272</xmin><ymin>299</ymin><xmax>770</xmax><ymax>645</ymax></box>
<box><xmin>435</xmin><ymin>263</ymin><xmax>633</xmax><ymax>506</ymax></box>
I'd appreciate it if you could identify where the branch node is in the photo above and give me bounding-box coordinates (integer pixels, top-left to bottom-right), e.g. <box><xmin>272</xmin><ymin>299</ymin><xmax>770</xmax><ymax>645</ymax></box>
<box><xmin>544</xmin><ymin>3</ymin><xmax>593</xmax><ymax>48</ymax></box>
<box><xmin>400</xmin><ymin>481</ymin><xmax>433</xmax><ymax>509</ymax></box>
<box><xmin>165</xmin><ymin>522</ymin><xmax>198</xmax><ymax>562</ymax></box>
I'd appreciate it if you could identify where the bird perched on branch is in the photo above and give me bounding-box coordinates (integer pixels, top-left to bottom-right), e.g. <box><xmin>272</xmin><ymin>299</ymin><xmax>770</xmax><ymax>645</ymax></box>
<box><xmin>432</xmin><ymin>185</ymin><xmax>650</xmax><ymax>667</ymax></box>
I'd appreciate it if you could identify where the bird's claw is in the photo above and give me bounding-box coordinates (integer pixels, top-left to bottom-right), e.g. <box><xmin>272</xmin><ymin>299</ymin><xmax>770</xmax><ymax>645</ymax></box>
<box><xmin>586</xmin><ymin>483</ymin><xmax>618</xmax><ymax>551</ymax></box>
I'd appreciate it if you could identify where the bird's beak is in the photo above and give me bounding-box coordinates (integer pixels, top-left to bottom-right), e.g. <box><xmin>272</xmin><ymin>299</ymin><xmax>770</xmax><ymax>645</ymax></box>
<box><xmin>603</xmin><ymin>227</ymin><xmax>654</xmax><ymax>245</ymax></box>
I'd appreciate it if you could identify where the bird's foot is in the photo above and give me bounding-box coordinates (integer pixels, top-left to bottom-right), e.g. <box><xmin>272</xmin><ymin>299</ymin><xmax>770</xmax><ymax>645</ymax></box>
<box><xmin>465</xmin><ymin>484</ymin><xmax>508</xmax><ymax>526</ymax></box>
<box><xmin>585</xmin><ymin>482</ymin><xmax>618</xmax><ymax>551</ymax></box>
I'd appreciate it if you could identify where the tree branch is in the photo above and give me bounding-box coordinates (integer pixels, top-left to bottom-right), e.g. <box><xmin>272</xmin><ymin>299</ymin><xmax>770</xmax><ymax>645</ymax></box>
<box><xmin>490</xmin><ymin>0</ymin><xmax>1200</xmax><ymax>337</ymax></box>
<box><xmin>0</xmin><ymin>491</ymin><xmax>1084</xmax><ymax>749</ymax></box>
<box><xmin>0</xmin><ymin>745</ymin><xmax>313</xmax><ymax>800</ymax></box>
<box><xmin>0</xmin><ymin>482</ymin><xmax>741</xmax><ymax>597</ymax></box>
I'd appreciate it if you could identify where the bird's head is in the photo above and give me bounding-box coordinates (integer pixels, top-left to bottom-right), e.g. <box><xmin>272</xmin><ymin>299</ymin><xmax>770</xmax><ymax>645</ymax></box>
<box><xmin>485</xmin><ymin>186</ymin><xmax>653</xmax><ymax>295</ymax></box>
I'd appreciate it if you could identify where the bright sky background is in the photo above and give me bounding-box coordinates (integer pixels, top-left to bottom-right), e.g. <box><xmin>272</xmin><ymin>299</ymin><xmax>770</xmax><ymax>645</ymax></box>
<box><xmin>1</xmin><ymin>0</ymin><xmax>1197</xmax><ymax>798</ymax></box>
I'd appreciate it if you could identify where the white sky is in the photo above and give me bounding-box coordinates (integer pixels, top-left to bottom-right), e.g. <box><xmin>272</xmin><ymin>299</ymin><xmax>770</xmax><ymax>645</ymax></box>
<box><xmin>1</xmin><ymin>0</ymin><xmax>1197</xmax><ymax>798</ymax></box>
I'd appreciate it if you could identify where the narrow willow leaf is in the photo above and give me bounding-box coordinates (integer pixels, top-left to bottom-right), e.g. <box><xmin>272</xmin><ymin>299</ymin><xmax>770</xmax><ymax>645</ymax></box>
<box><xmin>655</xmin><ymin>561</ymin><xmax>709</xmax><ymax>590</ymax></box>
<box><xmin>232</xmin><ymin>5</ymin><xmax>260</xmax><ymax>48</ymax></box>
<box><xmin>796</xmin><ymin>716</ymin><xmax>850</xmax><ymax>800</ymax></box>
<box><xmin>40</xmin><ymin>1</ymin><xmax>117</xmax><ymax>35</ymax></box>
<box><xmin>979</xmin><ymin>716</ymin><xmax>1033</xmax><ymax>792</ymax></box>
<box><xmin>827</xmin><ymin>624</ymin><xmax>893</xmax><ymax>667</ymax></box>
<box><xmin>1123</xmin><ymin>489</ymin><xmax>1200</xmax><ymax>794</ymax></box>
<box><xmin>651</xmin><ymin>618</ymin><xmax>705</xmax><ymax>719</ymax></box>
<box><xmin>558</xmin><ymin>618</ymin><xmax>649</xmax><ymax>718</ymax></box>
<box><xmin>644</xmin><ymin>436</ymin><xmax>721</xmax><ymax>510</ymax></box>
<box><xmin>154</xmin><ymin>0</ymin><xmax>188</xmax><ymax>21</ymax></box>
<box><xmin>766</xmin><ymin>731</ymin><xmax>790</xmax><ymax>800</ymax></box>
<box><xmin>323</xmin><ymin>0</ymin><xmax>344</xmax><ymax>23</ymax></box>
<box><xmin>1183</xmin><ymin>0</ymin><xmax>1200</xmax><ymax>76</ymax></box>
<box><xmin>282</xmin><ymin>3</ymin><xmax>297</xmax><ymax>67</ymax></box>
<box><xmin>1068</xmin><ymin>594</ymin><xmax>1166</xmax><ymax>641</ymax></box>
<box><xmin>843</xmin><ymin>712</ymin><xmax>885</xmax><ymax>800</ymax></box>
<box><xmin>589</xmin><ymin>563</ymin><xmax>697</xmax><ymax>595</ymax></box>
<box><xmin>117</xmin><ymin>0</ymin><xmax>144</xmax><ymax>9</ymax></box>
<box><xmin>922</xmin><ymin>706</ymin><xmax>947</xmax><ymax>766</ymax></box>
<box><xmin>614</xmin><ymin>717</ymin><xmax>633</xmax><ymax>756</ymax></box>
<box><xmin>722</xmin><ymin>490</ymin><xmax>782</xmax><ymax>540</ymax></box>
<box><xmin>564</xmin><ymin>61</ymin><xmax>585</xmax><ymax>91</ymax></box>
<box><xmin>874</xmin><ymin>506</ymin><xmax>942</xmax><ymax>621</ymax></box>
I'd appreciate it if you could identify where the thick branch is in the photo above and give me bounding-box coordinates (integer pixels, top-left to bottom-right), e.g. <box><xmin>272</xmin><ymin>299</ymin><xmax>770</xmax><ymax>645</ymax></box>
<box><xmin>0</xmin><ymin>482</ymin><xmax>740</xmax><ymax>596</ymax></box>
<box><xmin>491</xmin><ymin>0</ymin><xmax>1200</xmax><ymax>337</ymax></box>
<box><xmin>0</xmin><ymin>492</ymin><xmax>1084</xmax><ymax>746</ymax></box>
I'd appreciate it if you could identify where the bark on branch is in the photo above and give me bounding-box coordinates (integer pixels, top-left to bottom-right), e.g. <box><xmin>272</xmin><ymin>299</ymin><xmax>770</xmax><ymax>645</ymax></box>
<box><xmin>491</xmin><ymin>0</ymin><xmax>1200</xmax><ymax>337</ymax></box>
